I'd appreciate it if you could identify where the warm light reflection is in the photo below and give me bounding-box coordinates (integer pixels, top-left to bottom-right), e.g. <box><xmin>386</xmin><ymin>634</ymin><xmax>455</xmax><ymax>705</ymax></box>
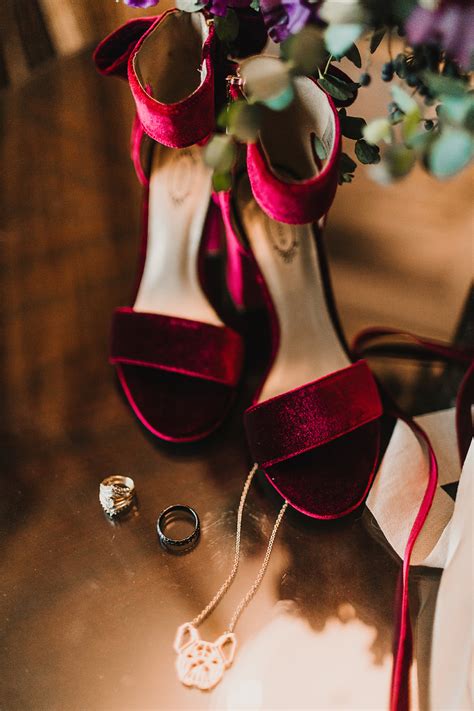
<box><xmin>210</xmin><ymin>603</ymin><xmax>420</xmax><ymax>710</ymax></box>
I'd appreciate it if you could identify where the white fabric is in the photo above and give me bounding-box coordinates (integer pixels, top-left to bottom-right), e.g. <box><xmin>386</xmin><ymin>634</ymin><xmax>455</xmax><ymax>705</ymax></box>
<box><xmin>430</xmin><ymin>442</ymin><xmax>473</xmax><ymax>710</ymax></box>
<box><xmin>367</xmin><ymin>408</ymin><xmax>461</xmax><ymax>568</ymax></box>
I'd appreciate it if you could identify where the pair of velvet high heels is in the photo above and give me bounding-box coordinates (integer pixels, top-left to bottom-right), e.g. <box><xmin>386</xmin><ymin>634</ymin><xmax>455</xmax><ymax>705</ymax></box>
<box><xmin>94</xmin><ymin>9</ymin><xmax>379</xmax><ymax>520</ymax></box>
<box><xmin>94</xmin><ymin>10</ymin><xmax>473</xmax><ymax>711</ymax></box>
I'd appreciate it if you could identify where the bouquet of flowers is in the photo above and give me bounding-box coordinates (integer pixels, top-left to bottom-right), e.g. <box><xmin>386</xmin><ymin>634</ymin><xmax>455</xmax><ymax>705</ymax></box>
<box><xmin>121</xmin><ymin>0</ymin><xmax>474</xmax><ymax>186</ymax></box>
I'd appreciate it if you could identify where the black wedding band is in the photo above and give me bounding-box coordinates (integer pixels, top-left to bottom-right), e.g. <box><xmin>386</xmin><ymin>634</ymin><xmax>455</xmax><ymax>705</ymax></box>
<box><xmin>157</xmin><ymin>505</ymin><xmax>200</xmax><ymax>553</ymax></box>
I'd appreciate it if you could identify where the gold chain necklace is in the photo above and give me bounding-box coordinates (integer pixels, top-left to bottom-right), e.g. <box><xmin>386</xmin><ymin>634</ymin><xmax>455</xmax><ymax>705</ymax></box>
<box><xmin>174</xmin><ymin>464</ymin><xmax>288</xmax><ymax>691</ymax></box>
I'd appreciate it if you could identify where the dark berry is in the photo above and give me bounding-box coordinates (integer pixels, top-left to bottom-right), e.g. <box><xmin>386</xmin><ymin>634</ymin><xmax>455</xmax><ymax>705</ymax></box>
<box><xmin>381</xmin><ymin>61</ymin><xmax>394</xmax><ymax>82</ymax></box>
<box><xmin>406</xmin><ymin>73</ymin><xmax>418</xmax><ymax>87</ymax></box>
<box><xmin>394</xmin><ymin>54</ymin><xmax>407</xmax><ymax>78</ymax></box>
<box><xmin>359</xmin><ymin>72</ymin><xmax>371</xmax><ymax>86</ymax></box>
<box><xmin>424</xmin><ymin>120</ymin><xmax>434</xmax><ymax>130</ymax></box>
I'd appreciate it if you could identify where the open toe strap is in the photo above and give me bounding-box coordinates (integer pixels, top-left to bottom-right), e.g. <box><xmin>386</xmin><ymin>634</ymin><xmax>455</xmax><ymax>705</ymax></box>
<box><xmin>244</xmin><ymin>361</ymin><xmax>382</xmax><ymax>469</ymax></box>
<box><xmin>110</xmin><ymin>307</ymin><xmax>243</xmax><ymax>386</ymax></box>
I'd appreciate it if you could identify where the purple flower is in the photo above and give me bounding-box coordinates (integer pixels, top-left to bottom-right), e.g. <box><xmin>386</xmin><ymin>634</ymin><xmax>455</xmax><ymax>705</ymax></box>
<box><xmin>406</xmin><ymin>1</ymin><xmax>474</xmax><ymax>69</ymax></box>
<box><xmin>123</xmin><ymin>0</ymin><xmax>159</xmax><ymax>7</ymax></box>
<box><xmin>260</xmin><ymin>0</ymin><xmax>318</xmax><ymax>42</ymax></box>
<box><xmin>208</xmin><ymin>0</ymin><xmax>253</xmax><ymax>17</ymax></box>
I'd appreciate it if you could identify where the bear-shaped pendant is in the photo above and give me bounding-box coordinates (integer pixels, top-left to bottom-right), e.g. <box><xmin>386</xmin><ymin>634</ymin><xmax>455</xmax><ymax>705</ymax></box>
<box><xmin>174</xmin><ymin>623</ymin><xmax>236</xmax><ymax>691</ymax></box>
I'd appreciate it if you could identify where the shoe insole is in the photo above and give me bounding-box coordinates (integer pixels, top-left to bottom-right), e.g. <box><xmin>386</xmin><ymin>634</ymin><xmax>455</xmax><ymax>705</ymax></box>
<box><xmin>134</xmin><ymin>143</ymin><xmax>223</xmax><ymax>327</ymax></box>
<box><xmin>238</xmin><ymin>179</ymin><xmax>349</xmax><ymax>403</ymax></box>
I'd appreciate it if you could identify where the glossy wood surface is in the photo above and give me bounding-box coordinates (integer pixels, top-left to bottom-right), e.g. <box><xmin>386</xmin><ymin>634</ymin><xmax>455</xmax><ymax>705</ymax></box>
<box><xmin>0</xmin><ymin>48</ymin><xmax>470</xmax><ymax>710</ymax></box>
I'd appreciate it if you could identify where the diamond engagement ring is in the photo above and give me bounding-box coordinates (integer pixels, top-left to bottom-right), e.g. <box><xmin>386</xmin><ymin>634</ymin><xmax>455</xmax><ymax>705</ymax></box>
<box><xmin>99</xmin><ymin>475</ymin><xmax>135</xmax><ymax>517</ymax></box>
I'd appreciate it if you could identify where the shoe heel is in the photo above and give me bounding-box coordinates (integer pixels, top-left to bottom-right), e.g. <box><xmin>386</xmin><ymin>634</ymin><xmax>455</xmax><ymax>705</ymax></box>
<box><xmin>217</xmin><ymin>191</ymin><xmax>265</xmax><ymax>312</ymax></box>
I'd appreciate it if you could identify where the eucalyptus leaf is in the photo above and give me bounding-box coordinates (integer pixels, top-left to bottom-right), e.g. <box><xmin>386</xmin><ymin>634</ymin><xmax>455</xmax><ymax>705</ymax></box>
<box><xmin>408</xmin><ymin>129</ymin><xmax>436</xmax><ymax>153</ymax></box>
<box><xmin>355</xmin><ymin>139</ymin><xmax>380</xmax><ymax>164</ymax></box>
<box><xmin>324</xmin><ymin>24</ymin><xmax>364</xmax><ymax>59</ymax></box>
<box><xmin>363</xmin><ymin>117</ymin><xmax>391</xmax><ymax>144</ymax></box>
<box><xmin>370</xmin><ymin>27</ymin><xmax>386</xmax><ymax>54</ymax></box>
<box><xmin>340</xmin><ymin>113</ymin><xmax>366</xmax><ymax>140</ymax></box>
<box><xmin>393</xmin><ymin>0</ymin><xmax>418</xmax><ymax>22</ymax></box>
<box><xmin>240</xmin><ymin>56</ymin><xmax>291</xmax><ymax>104</ymax></box>
<box><xmin>226</xmin><ymin>101</ymin><xmax>262</xmax><ymax>142</ymax></box>
<box><xmin>203</xmin><ymin>134</ymin><xmax>236</xmax><ymax>173</ymax></box>
<box><xmin>391</xmin><ymin>85</ymin><xmax>419</xmax><ymax>115</ymax></box>
<box><xmin>313</xmin><ymin>134</ymin><xmax>328</xmax><ymax>160</ymax></box>
<box><xmin>212</xmin><ymin>171</ymin><xmax>232</xmax><ymax>192</ymax></box>
<box><xmin>175</xmin><ymin>0</ymin><xmax>206</xmax><ymax>11</ymax></box>
<box><xmin>387</xmin><ymin>145</ymin><xmax>416</xmax><ymax>178</ymax></box>
<box><xmin>215</xmin><ymin>9</ymin><xmax>239</xmax><ymax>43</ymax></box>
<box><xmin>282</xmin><ymin>26</ymin><xmax>325</xmax><ymax>75</ymax></box>
<box><xmin>318</xmin><ymin>0</ymin><xmax>367</xmax><ymax>25</ymax></box>
<box><xmin>401</xmin><ymin>107</ymin><xmax>422</xmax><ymax>143</ymax></box>
<box><xmin>318</xmin><ymin>72</ymin><xmax>358</xmax><ymax>101</ymax></box>
<box><xmin>369</xmin><ymin>145</ymin><xmax>416</xmax><ymax>184</ymax></box>
<box><xmin>339</xmin><ymin>152</ymin><xmax>357</xmax><ymax>174</ymax></box>
<box><xmin>436</xmin><ymin>95</ymin><xmax>474</xmax><ymax>128</ymax></box>
<box><xmin>340</xmin><ymin>172</ymin><xmax>354</xmax><ymax>183</ymax></box>
<box><xmin>422</xmin><ymin>72</ymin><xmax>467</xmax><ymax>98</ymax></box>
<box><xmin>264</xmin><ymin>84</ymin><xmax>295</xmax><ymax>110</ymax></box>
<box><xmin>345</xmin><ymin>43</ymin><xmax>362</xmax><ymax>68</ymax></box>
<box><xmin>429</xmin><ymin>127</ymin><xmax>474</xmax><ymax>178</ymax></box>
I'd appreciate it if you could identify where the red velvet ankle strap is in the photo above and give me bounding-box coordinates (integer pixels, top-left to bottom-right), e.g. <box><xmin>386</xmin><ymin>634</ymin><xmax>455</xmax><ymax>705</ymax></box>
<box><xmin>128</xmin><ymin>10</ymin><xmax>215</xmax><ymax>148</ymax></box>
<box><xmin>94</xmin><ymin>11</ymin><xmax>216</xmax><ymax>149</ymax></box>
<box><xmin>93</xmin><ymin>17</ymin><xmax>157</xmax><ymax>79</ymax></box>
<box><xmin>246</xmin><ymin>78</ymin><xmax>341</xmax><ymax>225</ymax></box>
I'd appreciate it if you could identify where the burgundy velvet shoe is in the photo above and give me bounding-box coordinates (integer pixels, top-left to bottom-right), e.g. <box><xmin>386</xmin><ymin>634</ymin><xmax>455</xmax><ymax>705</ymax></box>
<box><xmin>218</xmin><ymin>56</ymin><xmax>443</xmax><ymax>711</ymax></box>
<box><xmin>93</xmin><ymin>11</ymin><xmax>244</xmax><ymax>442</ymax></box>
<box><xmin>218</xmin><ymin>56</ymin><xmax>383</xmax><ymax>518</ymax></box>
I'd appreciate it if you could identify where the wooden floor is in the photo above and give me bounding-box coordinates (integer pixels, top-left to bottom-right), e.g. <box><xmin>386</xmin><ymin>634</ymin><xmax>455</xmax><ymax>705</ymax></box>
<box><xmin>0</xmin><ymin>46</ymin><xmax>471</xmax><ymax>711</ymax></box>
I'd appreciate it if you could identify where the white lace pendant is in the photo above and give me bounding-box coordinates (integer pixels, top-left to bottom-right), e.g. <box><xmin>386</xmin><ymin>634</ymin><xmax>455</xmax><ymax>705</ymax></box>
<box><xmin>174</xmin><ymin>623</ymin><xmax>236</xmax><ymax>691</ymax></box>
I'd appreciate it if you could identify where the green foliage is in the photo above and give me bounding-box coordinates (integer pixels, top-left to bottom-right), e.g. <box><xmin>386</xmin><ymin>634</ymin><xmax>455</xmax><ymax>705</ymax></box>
<box><xmin>391</xmin><ymin>85</ymin><xmax>419</xmax><ymax>115</ymax></box>
<box><xmin>212</xmin><ymin>172</ymin><xmax>232</xmax><ymax>191</ymax></box>
<box><xmin>339</xmin><ymin>152</ymin><xmax>357</xmax><ymax>183</ymax></box>
<box><xmin>215</xmin><ymin>9</ymin><xmax>239</xmax><ymax>43</ymax></box>
<box><xmin>344</xmin><ymin>43</ymin><xmax>362</xmax><ymax>68</ymax></box>
<box><xmin>369</xmin><ymin>27</ymin><xmax>386</xmax><ymax>54</ymax></box>
<box><xmin>372</xmin><ymin>145</ymin><xmax>416</xmax><ymax>183</ymax></box>
<box><xmin>339</xmin><ymin>108</ymin><xmax>366</xmax><ymax>140</ymax></box>
<box><xmin>313</xmin><ymin>134</ymin><xmax>328</xmax><ymax>161</ymax></box>
<box><xmin>436</xmin><ymin>94</ymin><xmax>474</xmax><ymax>129</ymax></box>
<box><xmin>324</xmin><ymin>24</ymin><xmax>365</xmax><ymax>59</ymax></box>
<box><xmin>223</xmin><ymin>101</ymin><xmax>262</xmax><ymax>142</ymax></box>
<box><xmin>240</xmin><ymin>56</ymin><xmax>292</xmax><ymax>108</ymax></box>
<box><xmin>317</xmin><ymin>71</ymin><xmax>359</xmax><ymax>101</ymax></box>
<box><xmin>355</xmin><ymin>139</ymin><xmax>381</xmax><ymax>164</ymax></box>
<box><xmin>428</xmin><ymin>128</ymin><xmax>474</xmax><ymax>178</ymax></box>
<box><xmin>282</xmin><ymin>26</ymin><xmax>326</xmax><ymax>76</ymax></box>
<box><xmin>423</xmin><ymin>73</ymin><xmax>468</xmax><ymax>98</ymax></box>
<box><xmin>363</xmin><ymin>118</ymin><xmax>392</xmax><ymax>144</ymax></box>
<box><xmin>203</xmin><ymin>134</ymin><xmax>236</xmax><ymax>173</ymax></box>
<box><xmin>264</xmin><ymin>84</ymin><xmax>295</xmax><ymax>110</ymax></box>
<box><xmin>201</xmin><ymin>0</ymin><xmax>473</xmax><ymax>187</ymax></box>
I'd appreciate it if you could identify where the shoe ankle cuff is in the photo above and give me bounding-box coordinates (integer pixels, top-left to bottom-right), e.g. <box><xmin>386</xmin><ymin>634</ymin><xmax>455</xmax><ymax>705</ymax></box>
<box><xmin>245</xmin><ymin>69</ymin><xmax>341</xmax><ymax>225</ymax></box>
<box><xmin>128</xmin><ymin>10</ymin><xmax>216</xmax><ymax>149</ymax></box>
